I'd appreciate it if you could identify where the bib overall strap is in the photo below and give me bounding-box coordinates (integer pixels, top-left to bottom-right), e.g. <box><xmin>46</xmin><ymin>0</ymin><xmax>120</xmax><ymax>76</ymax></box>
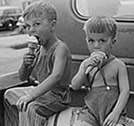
<box><xmin>99</xmin><ymin>55</ymin><xmax>115</xmax><ymax>90</ymax></box>
<box><xmin>87</xmin><ymin>68</ymin><xmax>99</xmax><ymax>89</ymax></box>
<box><xmin>99</xmin><ymin>68</ymin><xmax>111</xmax><ymax>90</ymax></box>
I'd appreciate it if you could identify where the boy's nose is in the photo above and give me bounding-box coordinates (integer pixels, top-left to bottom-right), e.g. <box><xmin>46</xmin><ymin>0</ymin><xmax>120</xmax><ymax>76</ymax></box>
<box><xmin>29</xmin><ymin>26</ymin><xmax>36</xmax><ymax>33</ymax></box>
<box><xmin>94</xmin><ymin>41</ymin><xmax>100</xmax><ymax>48</ymax></box>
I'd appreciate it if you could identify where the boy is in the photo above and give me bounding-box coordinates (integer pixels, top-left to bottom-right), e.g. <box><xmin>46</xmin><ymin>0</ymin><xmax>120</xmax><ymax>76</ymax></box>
<box><xmin>71</xmin><ymin>17</ymin><xmax>130</xmax><ymax>126</ymax></box>
<box><xmin>4</xmin><ymin>1</ymin><xmax>72</xmax><ymax>126</ymax></box>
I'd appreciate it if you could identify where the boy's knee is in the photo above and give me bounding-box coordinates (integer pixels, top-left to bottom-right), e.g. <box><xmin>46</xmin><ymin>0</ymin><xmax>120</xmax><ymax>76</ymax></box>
<box><xmin>4</xmin><ymin>88</ymin><xmax>18</xmax><ymax>105</ymax></box>
<box><xmin>4</xmin><ymin>88</ymin><xmax>13</xmax><ymax>100</ymax></box>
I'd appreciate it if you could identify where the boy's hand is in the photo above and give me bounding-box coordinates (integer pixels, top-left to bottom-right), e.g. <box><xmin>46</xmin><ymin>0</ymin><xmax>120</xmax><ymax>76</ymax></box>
<box><xmin>83</xmin><ymin>56</ymin><xmax>103</xmax><ymax>74</ymax></box>
<box><xmin>85</xmin><ymin>51</ymin><xmax>107</xmax><ymax>74</ymax></box>
<box><xmin>90</xmin><ymin>51</ymin><xmax>107</xmax><ymax>67</ymax></box>
<box><xmin>23</xmin><ymin>53</ymin><xmax>35</xmax><ymax>67</ymax></box>
<box><xmin>103</xmin><ymin>112</ymin><xmax>119</xmax><ymax>126</ymax></box>
<box><xmin>81</xmin><ymin>56</ymin><xmax>100</xmax><ymax>74</ymax></box>
<box><xmin>83</xmin><ymin>57</ymin><xmax>98</xmax><ymax>69</ymax></box>
<box><xmin>16</xmin><ymin>94</ymin><xmax>33</xmax><ymax>112</ymax></box>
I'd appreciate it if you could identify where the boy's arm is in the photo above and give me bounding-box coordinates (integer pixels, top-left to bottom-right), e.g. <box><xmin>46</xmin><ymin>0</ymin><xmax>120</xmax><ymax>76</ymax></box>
<box><xmin>112</xmin><ymin>61</ymin><xmax>130</xmax><ymax>115</ymax></box>
<box><xmin>71</xmin><ymin>61</ymin><xmax>88</xmax><ymax>90</ymax></box>
<box><xmin>19</xmin><ymin>62</ymin><xmax>33</xmax><ymax>81</ymax></box>
<box><xmin>19</xmin><ymin>52</ymin><xmax>36</xmax><ymax>81</ymax></box>
<box><xmin>71</xmin><ymin>52</ymin><xmax>106</xmax><ymax>90</ymax></box>
<box><xmin>103</xmin><ymin>61</ymin><xmax>130</xmax><ymax>126</ymax></box>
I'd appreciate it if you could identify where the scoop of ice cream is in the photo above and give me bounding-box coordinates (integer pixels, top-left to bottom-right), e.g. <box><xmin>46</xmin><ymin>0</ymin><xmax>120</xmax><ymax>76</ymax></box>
<box><xmin>85</xmin><ymin>51</ymin><xmax>107</xmax><ymax>74</ymax></box>
<box><xmin>90</xmin><ymin>51</ymin><xmax>107</xmax><ymax>63</ymax></box>
<box><xmin>28</xmin><ymin>36</ymin><xmax>38</xmax><ymax>54</ymax></box>
<box><xmin>28</xmin><ymin>36</ymin><xmax>38</xmax><ymax>49</ymax></box>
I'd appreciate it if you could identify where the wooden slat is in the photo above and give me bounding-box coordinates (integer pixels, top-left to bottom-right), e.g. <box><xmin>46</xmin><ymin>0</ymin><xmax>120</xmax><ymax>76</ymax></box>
<box><xmin>0</xmin><ymin>71</ymin><xmax>27</xmax><ymax>90</ymax></box>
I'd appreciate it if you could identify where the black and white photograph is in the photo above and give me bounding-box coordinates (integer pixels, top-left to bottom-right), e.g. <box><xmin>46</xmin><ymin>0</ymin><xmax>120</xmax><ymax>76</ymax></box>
<box><xmin>0</xmin><ymin>0</ymin><xmax>134</xmax><ymax>126</ymax></box>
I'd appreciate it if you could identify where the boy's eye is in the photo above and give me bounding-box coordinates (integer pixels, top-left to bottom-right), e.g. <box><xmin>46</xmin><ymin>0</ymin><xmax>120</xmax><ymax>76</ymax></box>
<box><xmin>33</xmin><ymin>22</ymin><xmax>40</xmax><ymax>27</ymax></box>
<box><xmin>99</xmin><ymin>39</ymin><xmax>106</xmax><ymax>43</ymax></box>
<box><xmin>87</xmin><ymin>39</ymin><xmax>94</xmax><ymax>43</ymax></box>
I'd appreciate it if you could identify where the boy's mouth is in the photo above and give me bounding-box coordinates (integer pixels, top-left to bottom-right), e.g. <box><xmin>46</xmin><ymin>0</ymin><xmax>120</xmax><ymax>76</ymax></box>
<box><xmin>34</xmin><ymin>36</ymin><xmax>42</xmax><ymax>45</ymax></box>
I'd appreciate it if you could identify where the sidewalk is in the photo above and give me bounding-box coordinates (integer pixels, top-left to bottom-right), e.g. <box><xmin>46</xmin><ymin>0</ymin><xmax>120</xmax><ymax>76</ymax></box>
<box><xmin>0</xmin><ymin>34</ymin><xmax>28</xmax><ymax>49</ymax></box>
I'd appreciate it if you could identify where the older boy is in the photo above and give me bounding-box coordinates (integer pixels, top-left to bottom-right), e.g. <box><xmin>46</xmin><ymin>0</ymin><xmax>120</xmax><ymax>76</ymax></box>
<box><xmin>4</xmin><ymin>1</ymin><xmax>72</xmax><ymax>126</ymax></box>
<box><xmin>71</xmin><ymin>16</ymin><xmax>130</xmax><ymax>126</ymax></box>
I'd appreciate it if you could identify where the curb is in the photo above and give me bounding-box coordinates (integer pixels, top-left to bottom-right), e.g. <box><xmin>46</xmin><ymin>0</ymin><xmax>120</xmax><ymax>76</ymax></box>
<box><xmin>10</xmin><ymin>42</ymin><xmax>28</xmax><ymax>49</ymax></box>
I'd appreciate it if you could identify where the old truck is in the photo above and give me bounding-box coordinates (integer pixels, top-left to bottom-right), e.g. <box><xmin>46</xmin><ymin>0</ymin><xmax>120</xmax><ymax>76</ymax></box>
<box><xmin>0</xmin><ymin>0</ymin><xmax>134</xmax><ymax>126</ymax></box>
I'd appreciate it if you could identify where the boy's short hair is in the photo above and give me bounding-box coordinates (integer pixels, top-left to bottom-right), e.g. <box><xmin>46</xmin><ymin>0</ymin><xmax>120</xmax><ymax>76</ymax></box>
<box><xmin>23</xmin><ymin>1</ymin><xmax>57</xmax><ymax>22</ymax></box>
<box><xmin>83</xmin><ymin>16</ymin><xmax>117</xmax><ymax>39</ymax></box>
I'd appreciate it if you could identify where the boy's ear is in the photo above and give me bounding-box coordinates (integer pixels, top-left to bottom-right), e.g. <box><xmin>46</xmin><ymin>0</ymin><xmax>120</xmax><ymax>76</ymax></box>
<box><xmin>112</xmin><ymin>38</ymin><xmax>117</xmax><ymax>44</ymax></box>
<box><xmin>50</xmin><ymin>20</ymin><xmax>56</xmax><ymax>31</ymax></box>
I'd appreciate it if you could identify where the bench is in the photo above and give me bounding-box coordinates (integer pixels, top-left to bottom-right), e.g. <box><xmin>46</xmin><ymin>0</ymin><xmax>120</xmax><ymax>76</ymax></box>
<box><xmin>0</xmin><ymin>55</ymin><xmax>134</xmax><ymax>126</ymax></box>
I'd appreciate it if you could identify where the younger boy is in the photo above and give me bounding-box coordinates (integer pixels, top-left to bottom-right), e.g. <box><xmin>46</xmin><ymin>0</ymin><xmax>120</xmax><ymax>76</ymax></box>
<box><xmin>4</xmin><ymin>1</ymin><xmax>72</xmax><ymax>126</ymax></box>
<box><xmin>71</xmin><ymin>16</ymin><xmax>130</xmax><ymax>126</ymax></box>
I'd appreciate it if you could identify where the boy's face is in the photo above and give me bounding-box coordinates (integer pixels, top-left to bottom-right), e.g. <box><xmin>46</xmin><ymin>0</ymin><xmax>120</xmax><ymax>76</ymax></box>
<box><xmin>86</xmin><ymin>32</ymin><xmax>116</xmax><ymax>55</ymax></box>
<box><xmin>25</xmin><ymin>17</ymin><xmax>54</xmax><ymax>47</ymax></box>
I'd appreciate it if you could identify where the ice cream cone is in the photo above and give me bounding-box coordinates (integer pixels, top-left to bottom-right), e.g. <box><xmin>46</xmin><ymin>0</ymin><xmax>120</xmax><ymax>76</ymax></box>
<box><xmin>85</xmin><ymin>51</ymin><xmax>107</xmax><ymax>74</ymax></box>
<box><xmin>28</xmin><ymin>36</ymin><xmax>38</xmax><ymax>54</ymax></box>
